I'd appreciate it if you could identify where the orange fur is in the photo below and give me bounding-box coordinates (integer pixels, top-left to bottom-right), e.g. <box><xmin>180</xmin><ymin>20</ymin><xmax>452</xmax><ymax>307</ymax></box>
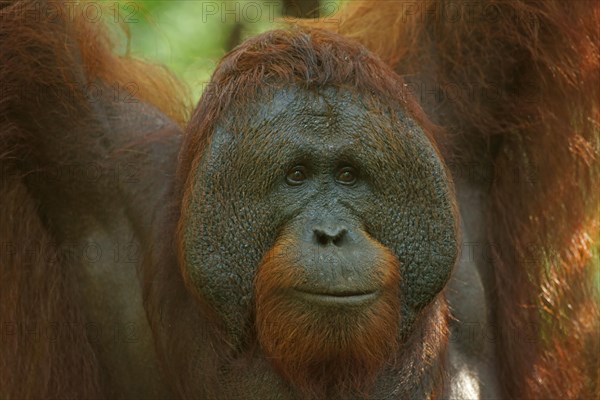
<box><xmin>0</xmin><ymin>169</ymin><xmax>104</xmax><ymax>398</ymax></box>
<box><xmin>0</xmin><ymin>1</ymin><xmax>189</xmax><ymax>398</ymax></box>
<box><xmin>254</xmin><ymin>233</ymin><xmax>401</xmax><ymax>398</ymax></box>
<box><xmin>304</xmin><ymin>1</ymin><xmax>600</xmax><ymax>398</ymax></box>
<box><xmin>2</xmin><ymin>0</ymin><xmax>596</xmax><ymax>398</ymax></box>
<box><xmin>73</xmin><ymin>11</ymin><xmax>191</xmax><ymax>128</ymax></box>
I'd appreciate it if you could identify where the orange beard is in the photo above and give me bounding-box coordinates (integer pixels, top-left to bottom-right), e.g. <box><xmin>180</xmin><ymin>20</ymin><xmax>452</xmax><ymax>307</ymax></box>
<box><xmin>254</xmin><ymin>235</ymin><xmax>401</xmax><ymax>399</ymax></box>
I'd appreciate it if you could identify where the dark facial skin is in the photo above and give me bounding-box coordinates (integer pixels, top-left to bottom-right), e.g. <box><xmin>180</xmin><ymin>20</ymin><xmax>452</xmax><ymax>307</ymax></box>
<box><xmin>179</xmin><ymin>85</ymin><xmax>458</xmax><ymax>398</ymax></box>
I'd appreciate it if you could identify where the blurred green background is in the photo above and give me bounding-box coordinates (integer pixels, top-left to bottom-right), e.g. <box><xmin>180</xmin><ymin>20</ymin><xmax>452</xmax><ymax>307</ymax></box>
<box><xmin>113</xmin><ymin>0</ymin><xmax>343</xmax><ymax>102</ymax></box>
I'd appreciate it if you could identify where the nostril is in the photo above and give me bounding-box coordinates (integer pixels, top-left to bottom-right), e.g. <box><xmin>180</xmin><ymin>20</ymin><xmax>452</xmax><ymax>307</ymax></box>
<box><xmin>315</xmin><ymin>230</ymin><xmax>330</xmax><ymax>246</ymax></box>
<box><xmin>332</xmin><ymin>229</ymin><xmax>347</xmax><ymax>246</ymax></box>
<box><xmin>313</xmin><ymin>227</ymin><xmax>347</xmax><ymax>246</ymax></box>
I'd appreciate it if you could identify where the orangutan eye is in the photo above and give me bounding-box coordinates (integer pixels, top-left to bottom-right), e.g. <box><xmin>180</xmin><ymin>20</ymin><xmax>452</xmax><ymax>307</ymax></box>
<box><xmin>286</xmin><ymin>165</ymin><xmax>307</xmax><ymax>186</ymax></box>
<box><xmin>336</xmin><ymin>166</ymin><xmax>357</xmax><ymax>185</ymax></box>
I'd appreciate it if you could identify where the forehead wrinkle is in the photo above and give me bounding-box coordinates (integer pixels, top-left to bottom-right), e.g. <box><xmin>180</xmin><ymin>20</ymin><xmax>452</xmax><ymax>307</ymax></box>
<box><xmin>233</xmin><ymin>86</ymin><xmax>406</xmax><ymax>161</ymax></box>
<box><xmin>247</xmin><ymin>86</ymin><xmax>344</xmax><ymax>127</ymax></box>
